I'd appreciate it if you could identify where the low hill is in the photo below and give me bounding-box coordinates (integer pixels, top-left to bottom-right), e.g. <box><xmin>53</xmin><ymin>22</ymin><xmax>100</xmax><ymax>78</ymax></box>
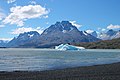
<box><xmin>75</xmin><ymin>38</ymin><xmax>120</xmax><ymax>49</ymax></box>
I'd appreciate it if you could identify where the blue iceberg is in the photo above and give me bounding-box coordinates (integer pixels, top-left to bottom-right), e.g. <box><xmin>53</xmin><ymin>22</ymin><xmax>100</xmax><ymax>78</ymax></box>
<box><xmin>55</xmin><ymin>44</ymin><xmax>85</xmax><ymax>51</ymax></box>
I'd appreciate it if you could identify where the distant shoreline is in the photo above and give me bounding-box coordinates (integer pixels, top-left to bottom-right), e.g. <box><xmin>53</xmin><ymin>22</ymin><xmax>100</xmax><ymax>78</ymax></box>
<box><xmin>0</xmin><ymin>62</ymin><xmax>120</xmax><ymax>80</ymax></box>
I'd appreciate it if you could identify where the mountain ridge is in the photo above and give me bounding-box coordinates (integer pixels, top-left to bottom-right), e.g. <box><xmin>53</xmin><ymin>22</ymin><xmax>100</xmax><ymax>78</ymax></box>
<box><xmin>7</xmin><ymin>31</ymin><xmax>40</xmax><ymax>47</ymax></box>
<box><xmin>37</xmin><ymin>21</ymin><xmax>100</xmax><ymax>48</ymax></box>
<box><xmin>6</xmin><ymin>21</ymin><xmax>100</xmax><ymax>48</ymax></box>
<box><xmin>98</xmin><ymin>29</ymin><xmax>120</xmax><ymax>40</ymax></box>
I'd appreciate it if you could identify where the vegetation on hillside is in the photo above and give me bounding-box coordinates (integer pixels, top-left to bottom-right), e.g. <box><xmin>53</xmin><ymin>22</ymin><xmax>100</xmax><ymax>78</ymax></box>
<box><xmin>75</xmin><ymin>38</ymin><xmax>120</xmax><ymax>49</ymax></box>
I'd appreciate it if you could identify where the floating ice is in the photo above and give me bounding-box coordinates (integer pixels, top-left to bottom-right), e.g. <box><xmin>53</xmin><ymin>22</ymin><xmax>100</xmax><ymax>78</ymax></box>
<box><xmin>55</xmin><ymin>44</ymin><xmax>85</xmax><ymax>51</ymax></box>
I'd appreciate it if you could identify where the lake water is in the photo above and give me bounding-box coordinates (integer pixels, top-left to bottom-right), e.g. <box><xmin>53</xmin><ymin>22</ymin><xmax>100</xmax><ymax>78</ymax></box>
<box><xmin>0</xmin><ymin>48</ymin><xmax>120</xmax><ymax>71</ymax></box>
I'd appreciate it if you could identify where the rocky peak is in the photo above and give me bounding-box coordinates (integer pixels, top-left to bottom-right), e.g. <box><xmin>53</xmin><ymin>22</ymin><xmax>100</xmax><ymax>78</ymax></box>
<box><xmin>106</xmin><ymin>29</ymin><xmax>117</xmax><ymax>36</ymax></box>
<box><xmin>91</xmin><ymin>31</ymin><xmax>97</xmax><ymax>37</ymax></box>
<box><xmin>98</xmin><ymin>29</ymin><xmax>120</xmax><ymax>40</ymax></box>
<box><xmin>42</xmin><ymin>21</ymin><xmax>78</xmax><ymax>35</ymax></box>
<box><xmin>18</xmin><ymin>31</ymin><xmax>40</xmax><ymax>39</ymax></box>
<box><xmin>7</xmin><ymin>31</ymin><xmax>40</xmax><ymax>47</ymax></box>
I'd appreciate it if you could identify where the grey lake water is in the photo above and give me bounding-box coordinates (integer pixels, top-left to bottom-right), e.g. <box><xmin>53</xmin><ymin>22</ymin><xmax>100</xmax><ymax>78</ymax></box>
<box><xmin>0</xmin><ymin>48</ymin><xmax>120</xmax><ymax>71</ymax></box>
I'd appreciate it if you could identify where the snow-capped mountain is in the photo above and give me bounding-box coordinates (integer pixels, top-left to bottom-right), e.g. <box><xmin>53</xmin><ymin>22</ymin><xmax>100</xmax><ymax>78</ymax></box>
<box><xmin>83</xmin><ymin>31</ymin><xmax>99</xmax><ymax>40</ymax></box>
<box><xmin>7</xmin><ymin>31</ymin><xmax>40</xmax><ymax>47</ymax></box>
<box><xmin>6</xmin><ymin>21</ymin><xmax>100</xmax><ymax>48</ymax></box>
<box><xmin>90</xmin><ymin>31</ymin><xmax>97</xmax><ymax>38</ymax></box>
<box><xmin>86</xmin><ymin>30</ymin><xmax>98</xmax><ymax>38</ymax></box>
<box><xmin>98</xmin><ymin>29</ymin><xmax>120</xmax><ymax>40</ymax></box>
<box><xmin>111</xmin><ymin>30</ymin><xmax>120</xmax><ymax>39</ymax></box>
<box><xmin>38</xmin><ymin>21</ymin><xmax>100</xmax><ymax>47</ymax></box>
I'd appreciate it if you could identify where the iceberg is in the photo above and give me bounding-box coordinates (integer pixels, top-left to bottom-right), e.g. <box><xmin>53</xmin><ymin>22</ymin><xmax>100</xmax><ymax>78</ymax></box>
<box><xmin>55</xmin><ymin>44</ymin><xmax>85</xmax><ymax>51</ymax></box>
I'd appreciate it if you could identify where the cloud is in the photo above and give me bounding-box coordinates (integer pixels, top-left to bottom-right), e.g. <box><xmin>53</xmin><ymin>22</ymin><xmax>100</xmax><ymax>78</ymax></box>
<box><xmin>0</xmin><ymin>12</ymin><xmax>6</xmax><ymax>20</ymax></box>
<box><xmin>11</xmin><ymin>27</ymin><xmax>44</xmax><ymax>35</ymax></box>
<box><xmin>86</xmin><ymin>29</ymin><xmax>94</xmax><ymax>34</ymax></box>
<box><xmin>107</xmin><ymin>24</ymin><xmax>120</xmax><ymax>29</ymax></box>
<box><xmin>29</xmin><ymin>0</ymin><xmax>37</xmax><ymax>5</ymax></box>
<box><xmin>70</xmin><ymin>21</ymin><xmax>82</xmax><ymax>28</ymax></box>
<box><xmin>46</xmin><ymin>22</ymin><xmax>49</xmax><ymax>24</ymax></box>
<box><xmin>0</xmin><ymin>38</ymin><xmax>12</xmax><ymax>41</ymax></box>
<box><xmin>0</xmin><ymin>24</ymin><xmax>5</xmax><ymax>27</ymax></box>
<box><xmin>98</xmin><ymin>28</ymin><xmax>106</xmax><ymax>32</ymax></box>
<box><xmin>101</xmin><ymin>28</ymin><xmax>106</xmax><ymax>31</ymax></box>
<box><xmin>3</xmin><ymin>5</ymin><xmax>49</xmax><ymax>26</ymax></box>
<box><xmin>0</xmin><ymin>8</ymin><xmax>6</xmax><ymax>20</ymax></box>
<box><xmin>0</xmin><ymin>8</ymin><xmax>6</xmax><ymax>27</ymax></box>
<box><xmin>43</xmin><ymin>15</ymin><xmax>48</xmax><ymax>18</ymax></box>
<box><xmin>7</xmin><ymin>0</ymin><xmax>16</xmax><ymax>4</ymax></box>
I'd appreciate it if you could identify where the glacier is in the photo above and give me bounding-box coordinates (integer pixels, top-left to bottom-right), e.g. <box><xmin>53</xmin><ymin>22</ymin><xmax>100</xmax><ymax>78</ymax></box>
<box><xmin>55</xmin><ymin>44</ymin><xmax>85</xmax><ymax>51</ymax></box>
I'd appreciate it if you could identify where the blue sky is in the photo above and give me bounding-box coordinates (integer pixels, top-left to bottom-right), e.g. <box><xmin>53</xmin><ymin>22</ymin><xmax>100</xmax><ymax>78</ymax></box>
<box><xmin>0</xmin><ymin>0</ymin><xmax>120</xmax><ymax>40</ymax></box>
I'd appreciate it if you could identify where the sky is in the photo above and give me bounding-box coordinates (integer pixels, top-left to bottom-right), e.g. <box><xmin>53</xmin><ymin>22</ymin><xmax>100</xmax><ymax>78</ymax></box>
<box><xmin>0</xmin><ymin>0</ymin><xmax>120</xmax><ymax>40</ymax></box>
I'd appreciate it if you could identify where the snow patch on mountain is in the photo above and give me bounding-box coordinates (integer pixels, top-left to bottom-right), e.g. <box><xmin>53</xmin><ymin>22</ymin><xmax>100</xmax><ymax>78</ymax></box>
<box><xmin>83</xmin><ymin>31</ymin><xmax>88</xmax><ymax>36</ymax></box>
<box><xmin>28</xmin><ymin>34</ymin><xmax>34</xmax><ymax>38</ymax></box>
<box><xmin>62</xmin><ymin>30</ymin><xmax>67</xmax><ymax>33</ymax></box>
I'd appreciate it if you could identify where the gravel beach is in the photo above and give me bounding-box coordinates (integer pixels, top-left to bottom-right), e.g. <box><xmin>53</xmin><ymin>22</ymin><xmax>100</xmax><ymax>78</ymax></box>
<box><xmin>0</xmin><ymin>62</ymin><xmax>120</xmax><ymax>80</ymax></box>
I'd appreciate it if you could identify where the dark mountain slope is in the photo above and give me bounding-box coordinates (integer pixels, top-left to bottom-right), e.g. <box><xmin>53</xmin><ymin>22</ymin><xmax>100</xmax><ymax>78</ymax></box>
<box><xmin>37</xmin><ymin>21</ymin><xmax>100</xmax><ymax>48</ymax></box>
<box><xmin>7</xmin><ymin>31</ymin><xmax>40</xmax><ymax>47</ymax></box>
<box><xmin>75</xmin><ymin>38</ymin><xmax>120</xmax><ymax>49</ymax></box>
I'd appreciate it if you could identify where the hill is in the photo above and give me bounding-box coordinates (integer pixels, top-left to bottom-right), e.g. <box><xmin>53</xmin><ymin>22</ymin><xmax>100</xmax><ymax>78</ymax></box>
<box><xmin>75</xmin><ymin>38</ymin><xmax>120</xmax><ymax>49</ymax></box>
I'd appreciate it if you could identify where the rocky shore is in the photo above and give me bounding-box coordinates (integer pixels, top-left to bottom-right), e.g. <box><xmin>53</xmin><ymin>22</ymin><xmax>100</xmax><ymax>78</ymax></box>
<box><xmin>0</xmin><ymin>62</ymin><xmax>120</xmax><ymax>80</ymax></box>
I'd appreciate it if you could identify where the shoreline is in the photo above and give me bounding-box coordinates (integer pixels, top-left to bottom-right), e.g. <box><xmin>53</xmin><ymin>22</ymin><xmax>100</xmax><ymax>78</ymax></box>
<box><xmin>0</xmin><ymin>62</ymin><xmax>120</xmax><ymax>80</ymax></box>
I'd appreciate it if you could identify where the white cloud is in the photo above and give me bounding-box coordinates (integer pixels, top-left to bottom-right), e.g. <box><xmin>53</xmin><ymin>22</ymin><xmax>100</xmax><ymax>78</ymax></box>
<box><xmin>98</xmin><ymin>28</ymin><xmax>106</xmax><ymax>32</ymax></box>
<box><xmin>86</xmin><ymin>29</ymin><xmax>94</xmax><ymax>34</ymax></box>
<box><xmin>0</xmin><ymin>8</ymin><xmax>6</xmax><ymax>20</ymax></box>
<box><xmin>0</xmin><ymin>24</ymin><xmax>5</xmax><ymax>27</ymax></box>
<box><xmin>0</xmin><ymin>38</ymin><xmax>12</xmax><ymax>41</ymax></box>
<box><xmin>29</xmin><ymin>0</ymin><xmax>37</xmax><ymax>5</ymax></box>
<box><xmin>0</xmin><ymin>12</ymin><xmax>6</xmax><ymax>20</ymax></box>
<box><xmin>3</xmin><ymin>5</ymin><xmax>49</xmax><ymax>26</ymax></box>
<box><xmin>97</xmin><ymin>27</ymin><xmax>101</xmax><ymax>30</ymax></box>
<box><xmin>70</xmin><ymin>21</ymin><xmax>82</xmax><ymax>28</ymax></box>
<box><xmin>107</xmin><ymin>24</ymin><xmax>120</xmax><ymax>29</ymax></box>
<box><xmin>101</xmin><ymin>28</ymin><xmax>106</xmax><ymax>31</ymax></box>
<box><xmin>46</xmin><ymin>22</ymin><xmax>49</xmax><ymax>24</ymax></box>
<box><xmin>43</xmin><ymin>15</ymin><xmax>48</xmax><ymax>18</ymax></box>
<box><xmin>0</xmin><ymin>8</ymin><xmax>6</xmax><ymax>27</ymax></box>
<box><xmin>11</xmin><ymin>27</ymin><xmax>44</xmax><ymax>35</ymax></box>
<box><xmin>7</xmin><ymin>0</ymin><xmax>16</xmax><ymax>4</ymax></box>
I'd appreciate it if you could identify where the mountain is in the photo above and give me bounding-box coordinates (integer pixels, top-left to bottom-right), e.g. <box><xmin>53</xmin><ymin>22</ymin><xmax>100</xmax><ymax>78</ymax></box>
<box><xmin>106</xmin><ymin>29</ymin><xmax>117</xmax><ymax>36</ymax></box>
<box><xmin>111</xmin><ymin>30</ymin><xmax>120</xmax><ymax>39</ymax></box>
<box><xmin>7</xmin><ymin>31</ymin><xmax>40</xmax><ymax>47</ymax></box>
<box><xmin>7</xmin><ymin>21</ymin><xmax>100</xmax><ymax>48</ymax></box>
<box><xmin>75</xmin><ymin>38</ymin><xmax>120</xmax><ymax>49</ymax></box>
<box><xmin>98</xmin><ymin>29</ymin><xmax>120</xmax><ymax>40</ymax></box>
<box><xmin>90</xmin><ymin>31</ymin><xmax>97</xmax><ymax>37</ymax></box>
<box><xmin>0</xmin><ymin>40</ymin><xmax>8</xmax><ymax>47</ymax></box>
<box><xmin>37</xmin><ymin>21</ymin><xmax>100</xmax><ymax>47</ymax></box>
<box><xmin>86</xmin><ymin>30</ymin><xmax>98</xmax><ymax>38</ymax></box>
